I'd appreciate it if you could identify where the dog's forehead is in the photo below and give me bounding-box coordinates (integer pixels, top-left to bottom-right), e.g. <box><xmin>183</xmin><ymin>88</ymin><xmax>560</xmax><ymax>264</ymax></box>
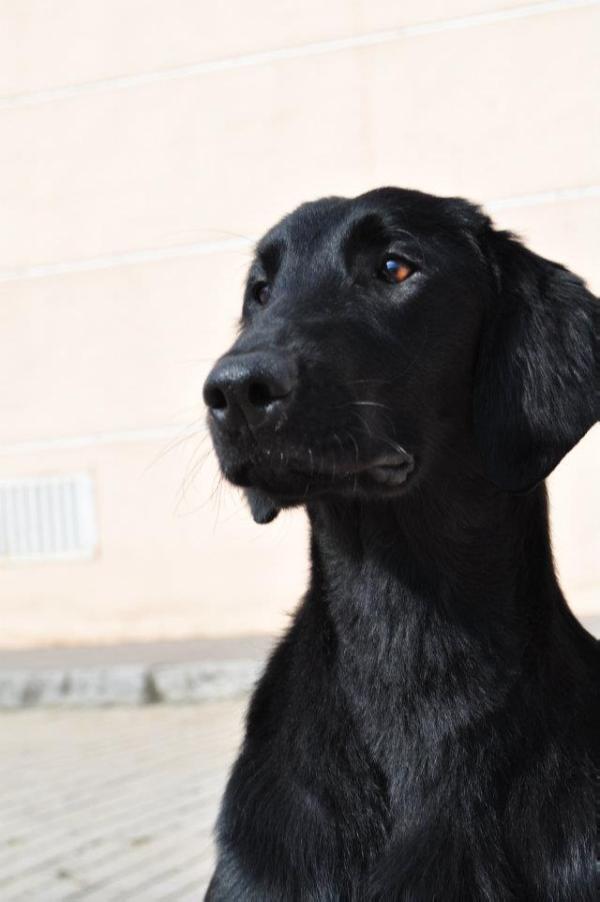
<box><xmin>258</xmin><ymin>196</ymin><xmax>351</xmax><ymax>258</ymax></box>
<box><xmin>256</xmin><ymin>189</ymin><xmax>475</xmax><ymax>262</ymax></box>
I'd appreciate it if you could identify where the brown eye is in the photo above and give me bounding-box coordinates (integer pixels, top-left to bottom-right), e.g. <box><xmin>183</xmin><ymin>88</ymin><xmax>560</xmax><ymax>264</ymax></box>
<box><xmin>253</xmin><ymin>282</ymin><xmax>271</xmax><ymax>305</ymax></box>
<box><xmin>381</xmin><ymin>257</ymin><xmax>413</xmax><ymax>284</ymax></box>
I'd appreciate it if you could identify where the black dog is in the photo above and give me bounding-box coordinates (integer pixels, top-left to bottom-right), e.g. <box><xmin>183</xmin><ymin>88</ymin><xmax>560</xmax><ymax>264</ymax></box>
<box><xmin>203</xmin><ymin>188</ymin><xmax>599</xmax><ymax>900</ymax></box>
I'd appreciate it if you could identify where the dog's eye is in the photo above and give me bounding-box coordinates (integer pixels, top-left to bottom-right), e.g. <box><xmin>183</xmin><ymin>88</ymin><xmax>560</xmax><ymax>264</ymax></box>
<box><xmin>380</xmin><ymin>257</ymin><xmax>414</xmax><ymax>284</ymax></box>
<box><xmin>252</xmin><ymin>282</ymin><xmax>271</xmax><ymax>305</ymax></box>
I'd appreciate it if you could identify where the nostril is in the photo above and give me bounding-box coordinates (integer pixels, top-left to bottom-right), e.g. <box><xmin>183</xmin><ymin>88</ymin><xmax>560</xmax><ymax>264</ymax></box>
<box><xmin>205</xmin><ymin>385</ymin><xmax>228</xmax><ymax>411</ymax></box>
<box><xmin>248</xmin><ymin>380</ymin><xmax>273</xmax><ymax>408</ymax></box>
<box><xmin>204</xmin><ymin>354</ymin><xmax>295</xmax><ymax>427</ymax></box>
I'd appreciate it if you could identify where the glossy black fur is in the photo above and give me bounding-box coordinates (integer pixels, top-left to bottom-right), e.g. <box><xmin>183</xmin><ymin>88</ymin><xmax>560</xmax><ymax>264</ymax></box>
<box><xmin>204</xmin><ymin>188</ymin><xmax>600</xmax><ymax>900</ymax></box>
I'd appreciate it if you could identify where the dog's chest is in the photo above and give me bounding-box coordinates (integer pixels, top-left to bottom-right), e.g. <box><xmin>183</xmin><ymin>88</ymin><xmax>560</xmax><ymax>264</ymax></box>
<box><xmin>329</xmin><ymin>567</ymin><xmax>504</xmax><ymax>766</ymax></box>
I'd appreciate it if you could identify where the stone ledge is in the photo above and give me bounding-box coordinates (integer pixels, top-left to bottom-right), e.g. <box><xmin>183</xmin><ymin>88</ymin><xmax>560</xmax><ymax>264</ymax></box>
<box><xmin>0</xmin><ymin>658</ymin><xmax>263</xmax><ymax>709</ymax></box>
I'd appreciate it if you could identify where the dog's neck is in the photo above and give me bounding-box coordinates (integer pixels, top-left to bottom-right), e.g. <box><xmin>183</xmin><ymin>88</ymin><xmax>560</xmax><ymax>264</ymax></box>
<box><xmin>306</xmin><ymin>478</ymin><xmax>565</xmax><ymax>761</ymax></box>
<box><xmin>309</xmin><ymin>477</ymin><xmax>558</xmax><ymax>626</ymax></box>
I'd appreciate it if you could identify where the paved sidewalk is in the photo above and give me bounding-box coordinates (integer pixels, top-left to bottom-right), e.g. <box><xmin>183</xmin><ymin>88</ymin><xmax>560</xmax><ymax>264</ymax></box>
<box><xmin>0</xmin><ymin>698</ymin><xmax>246</xmax><ymax>900</ymax></box>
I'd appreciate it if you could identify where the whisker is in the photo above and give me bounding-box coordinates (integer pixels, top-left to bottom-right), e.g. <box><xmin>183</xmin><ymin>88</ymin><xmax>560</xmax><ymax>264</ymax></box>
<box><xmin>347</xmin><ymin>431</ymin><xmax>360</xmax><ymax>493</ymax></box>
<box><xmin>350</xmin><ymin>409</ymin><xmax>374</xmax><ymax>442</ymax></box>
<box><xmin>333</xmin><ymin>433</ymin><xmax>345</xmax><ymax>482</ymax></box>
<box><xmin>335</xmin><ymin>401</ymin><xmax>389</xmax><ymax>410</ymax></box>
<box><xmin>213</xmin><ymin>472</ymin><xmax>225</xmax><ymax>532</ymax></box>
<box><xmin>145</xmin><ymin>421</ymin><xmax>208</xmax><ymax>472</ymax></box>
<box><xmin>174</xmin><ymin>439</ymin><xmax>215</xmax><ymax>512</ymax></box>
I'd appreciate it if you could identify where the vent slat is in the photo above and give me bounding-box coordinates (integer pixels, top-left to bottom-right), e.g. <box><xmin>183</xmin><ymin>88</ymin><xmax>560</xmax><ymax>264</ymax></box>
<box><xmin>0</xmin><ymin>473</ymin><xmax>97</xmax><ymax>563</ymax></box>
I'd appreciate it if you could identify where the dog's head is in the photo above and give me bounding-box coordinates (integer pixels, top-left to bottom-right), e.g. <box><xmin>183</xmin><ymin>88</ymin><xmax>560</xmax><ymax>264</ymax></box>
<box><xmin>203</xmin><ymin>188</ymin><xmax>598</xmax><ymax>523</ymax></box>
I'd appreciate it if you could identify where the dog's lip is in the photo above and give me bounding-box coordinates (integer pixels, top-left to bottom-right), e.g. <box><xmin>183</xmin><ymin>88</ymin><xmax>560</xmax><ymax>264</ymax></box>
<box><xmin>287</xmin><ymin>450</ymin><xmax>415</xmax><ymax>484</ymax></box>
<box><xmin>221</xmin><ymin>449</ymin><xmax>415</xmax><ymax>493</ymax></box>
<box><xmin>367</xmin><ymin>453</ymin><xmax>415</xmax><ymax>485</ymax></box>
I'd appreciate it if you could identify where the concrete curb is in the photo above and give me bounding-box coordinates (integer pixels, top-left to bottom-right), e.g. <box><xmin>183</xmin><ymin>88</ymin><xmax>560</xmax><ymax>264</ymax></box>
<box><xmin>0</xmin><ymin>658</ymin><xmax>264</xmax><ymax>709</ymax></box>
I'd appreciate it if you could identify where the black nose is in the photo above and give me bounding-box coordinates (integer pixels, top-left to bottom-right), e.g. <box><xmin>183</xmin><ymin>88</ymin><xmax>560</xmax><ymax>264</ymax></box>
<box><xmin>203</xmin><ymin>352</ymin><xmax>297</xmax><ymax>429</ymax></box>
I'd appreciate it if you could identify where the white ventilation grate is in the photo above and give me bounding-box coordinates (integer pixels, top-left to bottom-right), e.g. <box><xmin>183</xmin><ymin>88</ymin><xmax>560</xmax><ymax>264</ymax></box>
<box><xmin>0</xmin><ymin>473</ymin><xmax>98</xmax><ymax>563</ymax></box>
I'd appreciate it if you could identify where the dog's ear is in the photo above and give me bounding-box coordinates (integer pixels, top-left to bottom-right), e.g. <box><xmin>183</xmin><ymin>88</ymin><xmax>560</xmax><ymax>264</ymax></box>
<box><xmin>474</xmin><ymin>229</ymin><xmax>599</xmax><ymax>492</ymax></box>
<box><xmin>244</xmin><ymin>488</ymin><xmax>280</xmax><ymax>524</ymax></box>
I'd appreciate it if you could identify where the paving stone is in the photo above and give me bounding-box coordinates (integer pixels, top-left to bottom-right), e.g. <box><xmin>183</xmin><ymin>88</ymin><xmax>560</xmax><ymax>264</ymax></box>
<box><xmin>25</xmin><ymin>670</ymin><xmax>68</xmax><ymax>706</ymax></box>
<box><xmin>65</xmin><ymin>666</ymin><xmax>148</xmax><ymax>706</ymax></box>
<box><xmin>0</xmin><ymin>671</ymin><xmax>29</xmax><ymax>708</ymax></box>
<box><xmin>152</xmin><ymin>659</ymin><xmax>263</xmax><ymax>703</ymax></box>
<box><xmin>0</xmin><ymin>700</ymin><xmax>246</xmax><ymax>900</ymax></box>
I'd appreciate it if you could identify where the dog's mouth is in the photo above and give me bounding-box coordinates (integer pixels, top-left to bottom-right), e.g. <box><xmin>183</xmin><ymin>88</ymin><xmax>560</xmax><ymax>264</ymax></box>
<box><xmin>221</xmin><ymin>448</ymin><xmax>415</xmax><ymax>500</ymax></box>
<box><xmin>289</xmin><ymin>452</ymin><xmax>415</xmax><ymax>489</ymax></box>
<box><xmin>366</xmin><ymin>454</ymin><xmax>415</xmax><ymax>486</ymax></box>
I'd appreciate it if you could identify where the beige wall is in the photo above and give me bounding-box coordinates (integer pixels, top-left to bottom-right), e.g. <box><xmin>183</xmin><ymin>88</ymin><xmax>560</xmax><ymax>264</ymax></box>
<box><xmin>0</xmin><ymin>0</ymin><xmax>598</xmax><ymax>647</ymax></box>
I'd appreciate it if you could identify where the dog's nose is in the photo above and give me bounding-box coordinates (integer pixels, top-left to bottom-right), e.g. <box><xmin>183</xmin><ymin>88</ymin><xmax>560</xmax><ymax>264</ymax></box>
<box><xmin>203</xmin><ymin>353</ymin><xmax>296</xmax><ymax>429</ymax></box>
